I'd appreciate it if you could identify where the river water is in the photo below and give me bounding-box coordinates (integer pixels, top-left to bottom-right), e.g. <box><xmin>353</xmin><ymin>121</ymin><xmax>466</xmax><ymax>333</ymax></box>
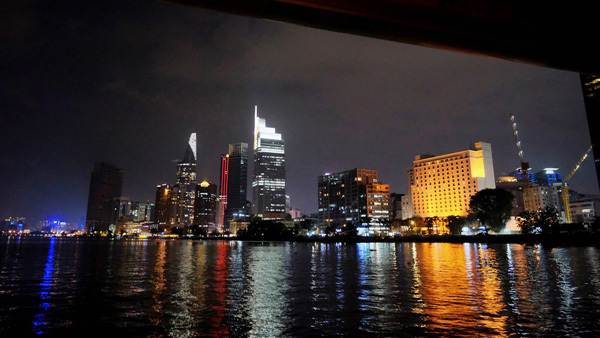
<box><xmin>1</xmin><ymin>237</ymin><xmax>599</xmax><ymax>336</ymax></box>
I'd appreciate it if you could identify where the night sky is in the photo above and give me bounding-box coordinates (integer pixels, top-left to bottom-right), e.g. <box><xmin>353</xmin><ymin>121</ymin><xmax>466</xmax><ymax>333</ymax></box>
<box><xmin>1</xmin><ymin>0</ymin><xmax>598</xmax><ymax>225</ymax></box>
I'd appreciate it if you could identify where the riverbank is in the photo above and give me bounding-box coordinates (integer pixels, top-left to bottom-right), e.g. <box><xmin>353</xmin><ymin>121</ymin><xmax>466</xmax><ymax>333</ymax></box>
<box><xmin>4</xmin><ymin>232</ymin><xmax>599</xmax><ymax>246</ymax></box>
<box><xmin>281</xmin><ymin>232</ymin><xmax>600</xmax><ymax>246</ymax></box>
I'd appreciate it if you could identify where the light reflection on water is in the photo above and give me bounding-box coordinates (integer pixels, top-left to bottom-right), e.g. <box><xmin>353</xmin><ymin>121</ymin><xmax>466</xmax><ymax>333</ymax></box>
<box><xmin>1</xmin><ymin>237</ymin><xmax>600</xmax><ymax>336</ymax></box>
<box><xmin>33</xmin><ymin>237</ymin><xmax>55</xmax><ymax>334</ymax></box>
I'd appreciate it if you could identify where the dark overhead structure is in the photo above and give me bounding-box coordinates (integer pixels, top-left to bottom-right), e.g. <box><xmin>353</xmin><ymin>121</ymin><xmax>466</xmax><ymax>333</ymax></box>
<box><xmin>162</xmin><ymin>0</ymin><xmax>598</xmax><ymax>75</ymax></box>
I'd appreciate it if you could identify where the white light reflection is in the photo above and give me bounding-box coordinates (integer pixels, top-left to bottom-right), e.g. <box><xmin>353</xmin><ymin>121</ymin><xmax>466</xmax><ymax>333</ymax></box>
<box><xmin>247</xmin><ymin>244</ymin><xmax>288</xmax><ymax>337</ymax></box>
<box><xmin>506</xmin><ymin>244</ymin><xmax>520</xmax><ymax>315</ymax></box>
<box><xmin>169</xmin><ymin>241</ymin><xmax>196</xmax><ymax>336</ymax></box>
<box><xmin>410</xmin><ymin>243</ymin><xmax>424</xmax><ymax>314</ymax></box>
<box><xmin>552</xmin><ymin>248</ymin><xmax>576</xmax><ymax>328</ymax></box>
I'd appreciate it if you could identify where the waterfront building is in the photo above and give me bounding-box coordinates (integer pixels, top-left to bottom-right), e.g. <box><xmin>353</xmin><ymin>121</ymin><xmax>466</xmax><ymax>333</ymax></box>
<box><xmin>0</xmin><ymin>217</ymin><xmax>26</xmax><ymax>234</ymax></box>
<box><xmin>523</xmin><ymin>184</ymin><xmax>562</xmax><ymax>213</ymax></box>
<box><xmin>496</xmin><ymin>176</ymin><xmax>526</xmax><ymax>216</ymax></box>
<box><xmin>366</xmin><ymin>183</ymin><xmax>391</xmax><ymax>233</ymax></box>
<box><xmin>218</xmin><ymin>143</ymin><xmax>250</xmax><ymax>226</ymax></box>
<box><xmin>400</xmin><ymin>195</ymin><xmax>414</xmax><ymax>220</ymax></box>
<box><xmin>194</xmin><ymin>180</ymin><xmax>218</xmax><ymax>231</ymax></box>
<box><xmin>219</xmin><ymin>153</ymin><xmax>229</xmax><ymax>227</ymax></box>
<box><xmin>229</xmin><ymin>219</ymin><xmax>250</xmax><ymax>236</ymax></box>
<box><xmin>318</xmin><ymin>168</ymin><xmax>391</xmax><ymax>234</ymax></box>
<box><xmin>85</xmin><ymin>161</ymin><xmax>123</xmax><ymax>233</ymax></box>
<box><xmin>252</xmin><ymin>106</ymin><xmax>286</xmax><ymax>219</ymax></box>
<box><xmin>580</xmin><ymin>74</ymin><xmax>600</xmax><ymax>192</ymax></box>
<box><xmin>176</xmin><ymin>133</ymin><xmax>198</xmax><ymax>226</ymax></box>
<box><xmin>110</xmin><ymin>196</ymin><xmax>133</xmax><ymax>228</ymax></box>
<box><xmin>390</xmin><ymin>193</ymin><xmax>404</xmax><ymax>220</ymax></box>
<box><xmin>410</xmin><ymin>142</ymin><xmax>495</xmax><ymax>218</ymax></box>
<box><xmin>154</xmin><ymin>184</ymin><xmax>171</xmax><ymax>231</ymax></box>
<box><xmin>168</xmin><ymin>184</ymin><xmax>187</xmax><ymax>227</ymax></box>
<box><xmin>570</xmin><ymin>196</ymin><xmax>600</xmax><ymax>224</ymax></box>
<box><xmin>131</xmin><ymin>201</ymin><xmax>154</xmax><ymax>222</ymax></box>
<box><xmin>226</xmin><ymin>143</ymin><xmax>249</xmax><ymax>221</ymax></box>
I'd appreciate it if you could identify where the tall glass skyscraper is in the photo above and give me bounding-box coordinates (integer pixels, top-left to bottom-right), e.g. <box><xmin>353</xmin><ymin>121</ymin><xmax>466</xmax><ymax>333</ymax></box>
<box><xmin>252</xmin><ymin>106</ymin><xmax>286</xmax><ymax>219</ymax></box>
<box><xmin>85</xmin><ymin>161</ymin><xmax>123</xmax><ymax>233</ymax></box>
<box><xmin>175</xmin><ymin>133</ymin><xmax>197</xmax><ymax>226</ymax></box>
<box><xmin>225</xmin><ymin>142</ymin><xmax>248</xmax><ymax>222</ymax></box>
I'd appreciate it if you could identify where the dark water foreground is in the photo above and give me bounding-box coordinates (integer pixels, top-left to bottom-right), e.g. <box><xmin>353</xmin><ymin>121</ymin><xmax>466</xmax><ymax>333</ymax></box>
<box><xmin>1</xmin><ymin>237</ymin><xmax>600</xmax><ymax>337</ymax></box>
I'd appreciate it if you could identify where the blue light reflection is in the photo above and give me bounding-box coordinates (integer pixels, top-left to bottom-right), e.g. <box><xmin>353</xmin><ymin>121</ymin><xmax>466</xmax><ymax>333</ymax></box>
<box><xmin>33</xmin><ymin>237</ymin><xmax>56</xmax><ymax>334</ymax></box>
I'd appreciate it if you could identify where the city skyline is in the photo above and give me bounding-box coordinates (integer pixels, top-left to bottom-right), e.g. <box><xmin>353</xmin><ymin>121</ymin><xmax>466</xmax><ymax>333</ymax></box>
<box><xmin>1</xmin><ymin>0</ymin><xmax>598</xmax><ymax>224</ymax></box>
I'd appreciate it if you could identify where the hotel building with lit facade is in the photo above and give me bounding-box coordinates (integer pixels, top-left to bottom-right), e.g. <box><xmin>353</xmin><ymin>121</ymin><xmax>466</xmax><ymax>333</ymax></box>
<box><xmin>318</xmin><ymin>168</ymin><xmax>391</xmax><ymax>234</ymax></box>
<box><xmin>252</xmin><ymin>106</ymin><xmax>286</xmax><ymax>219</ymax></box>
<box><xmin>410</xmin><ymin>142</ymin><xmax>495</xmax><ymax>218</ymax></box>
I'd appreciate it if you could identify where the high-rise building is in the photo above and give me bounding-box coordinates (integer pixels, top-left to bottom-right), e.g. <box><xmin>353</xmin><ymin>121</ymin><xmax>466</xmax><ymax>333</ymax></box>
<box><xmin>168</xmin><ymin>184</ymin><xmax>187</xmax><ymax>227</ymax></box>
<box><xmin>194</xmin><ymin>180</ymin><xmax>218</xmax><ymax>231</ymax></box>
<box><xmin>390</xmin><ymin>193</ymin><xmax>404</xmax><ymax>220</ymax></box>
<box><xmin>225</xmin><ymin>142</ymin><xmax>249</xmax><ymax>222</ymax></box>
<box><xmin>400</xmin><ymin>195</ymin><xmax>414</xmax><ymax>220</ymax></box>
<box><xmin>580</xmin><ymin>74</ymin><xmax>600</xmax><ymax>192</ymax></box>
<box><xmin>570</xmin><ymin>195</ymin><xmax>600</xmax><ymax>224</ymax></box>
<box><xmin>410</xmin><ymin>142</ymin><xmax>496</xmax><ymax>218</ymax></box>
<box><xmin>154</xmin><ymin>183</ymin><xmax>171</xmax><ymax>231</ymax></box>
<box><xmin>176</xmin><ymin>133</ymin><xmax>197</xmax><ymax>226</ymax></box>
<box><xmin>533</xmin><ymin>168</ymin><xmax>562</xmax><ymax>187</ymax></box>
<box><xmin>496</xmin><ymin>176</ymin><xmax>526</xmax><ymax>216</ymax></box>
<box><xmin>523</xmin><ymin>185</ymin><xmax>562</xmax><ymax>213</ymax></box>
<box><xmin>110</xmin><ymin>196</ymin><xmax>132</xmax><ymax>224</ymax></box>
<box><xmin>85</xmin><ymin>162</ymin><xmax>123</xmax><ymax>233</ymax></box>
<box><xmin>252</xmin><ymin>106</ymin><xmax>286</xmax><ymax>219</ymax></box>
<box><xmin>219</xmin><ymin>153</ymin><xmax>229</xmax><ymax>227</ymax></box>
<box><xmin>318</xmin><ymin>168</ymin><xmax>390</xmax><ymax>234</ymax></box>
<box><xmin>131</xmin><ymin>201</ymin><xmax>154</xmax><ymax>222</ymax></box>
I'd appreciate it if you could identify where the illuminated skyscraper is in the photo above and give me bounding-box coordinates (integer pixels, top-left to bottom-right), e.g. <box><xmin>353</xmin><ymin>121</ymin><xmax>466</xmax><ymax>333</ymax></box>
<box><xmin>318</xmin><ymin>168</ymin><xmax>390</xmax><ymax>234</ymax></box>
<box><xmin>154</xmin><ymin>183</ymin><xmax>171</xmax><ymax>231</ymax></box>
<box><xmin>580</xmin><ymin>74</ymin><xmax>600</xmax><ymax>191</ymax></box>
<box><xmin>85</xmin><ymin>162</ymin><xmax>123</xmax><ymax>233</ymax></box>
<box><xmin>252</xmin><ymin>106</ymin><xmax>286</xmax><ymax>219</ymax></box>
<box><xmin>194</xmin><ymin>180</ymin><xmax>218</xmax><ymax>231</ymax></box>
<box><xmin>410</xmin><ymin>142</ymin><xmax>495</xmax><ymax>218</ymax></box>
<box><xmin>218</xmin><ymin>153</ymin><xmax>229</xmax><ymax>228</ymax></box>
<box><xmin>176</xmin><ymin>133</ymin><xmax>197</xmax><ymax>226</ymax></box>
<box><xmin>226</xmin><ymin>142</ymin><xmax>249</xmax><ymax>221</ymax></box>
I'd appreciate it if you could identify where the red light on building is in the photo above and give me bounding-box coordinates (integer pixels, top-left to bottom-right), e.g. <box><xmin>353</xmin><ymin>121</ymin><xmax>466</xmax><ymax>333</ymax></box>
<box><xmin>220</xmin><ymin>153</ymin><xmax>229</xmax><ymax>210</ymax></box>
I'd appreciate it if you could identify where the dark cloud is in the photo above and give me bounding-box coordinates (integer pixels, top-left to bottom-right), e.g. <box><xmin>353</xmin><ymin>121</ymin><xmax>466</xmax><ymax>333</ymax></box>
<box><xmin>0</xmin><ymin>0</ymin><xmax>596</xmax><ymax>223</ymax></box>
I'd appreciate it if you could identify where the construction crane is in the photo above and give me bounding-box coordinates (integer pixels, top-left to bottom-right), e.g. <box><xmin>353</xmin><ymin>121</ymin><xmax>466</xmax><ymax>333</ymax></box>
<box><xmin>510</xmin><ymin>113</ymin><xmax>530</xmax><ymax>180</ymax></box>
<box><xmin>562</xmin><ymin>145</ymin><xmax>594</xmax><ymax>223</ymax></box>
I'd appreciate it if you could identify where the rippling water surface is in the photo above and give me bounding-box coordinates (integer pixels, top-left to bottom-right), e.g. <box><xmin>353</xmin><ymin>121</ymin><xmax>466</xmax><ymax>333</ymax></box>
<box><xmin>1</xmin><ymin>237</ymin><xmax>600</xmax><ymax>336</ymax></box>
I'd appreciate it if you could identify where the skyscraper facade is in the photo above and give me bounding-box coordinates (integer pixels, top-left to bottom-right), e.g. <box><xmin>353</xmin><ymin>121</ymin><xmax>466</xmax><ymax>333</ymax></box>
<box><xmin>194</xmin><ymin>180</ymin><xmax>218</xmax><ymax>231</ymax></box>
<box><xmin>410</xmin><ymin>142</ymin><xmax>495</xmax><ymax>218</ymax></box>
<box><xmin>225</xmin><ymin>142</ymin><xmax>248</xmax><ymax>222</ymax></box>
<box><xmin>154</xmin><ymin>183</ymin><xmax>171</xmax><ymax>231</ymax></box>
<box><xmin>318</xmin><ymin>168</ymin><xmax>391</xmax><ymax>234</ymax></box>
<box><xmin>580</xmin><ymin>74</ymin><xmax>600</xmax><ymax>191</ymax></box>
<box><xmin>252</xmin><ymin>107</ymin><xmax>286</xmax><ymax>219</ymax></box>
<box><xmin>175</xmin><ymin>133</ymin><xmax>197</xmax><ymax>226</ymax></box>
<box><xmin>219</xmin><ymin>153</ymin><xmax>229</xmax><ymax>211</ymax></box>
<box><xmin>85</xmin><ymin>161</ymin><xmax>123</xmax><ymax>233</ymax></box>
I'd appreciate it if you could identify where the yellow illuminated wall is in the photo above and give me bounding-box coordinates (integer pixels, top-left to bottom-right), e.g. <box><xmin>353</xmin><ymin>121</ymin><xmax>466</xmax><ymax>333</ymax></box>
<box><xmin>471</xmin><ymin>157</ymin><xmax>485</xmax><ymax>178</ymax></box>
<box><xmin>410</xmin><ymin>142</ymin><xmax>495</xmax><ymax>218</ymax></box>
